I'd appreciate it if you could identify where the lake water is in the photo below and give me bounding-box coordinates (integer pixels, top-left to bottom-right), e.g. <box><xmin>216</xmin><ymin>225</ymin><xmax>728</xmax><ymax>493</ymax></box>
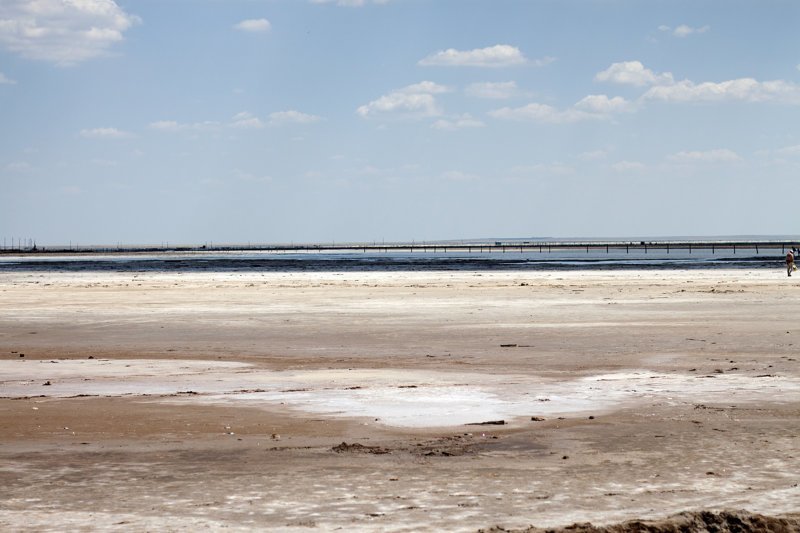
<box><xmin>0</xmin><ymin>246</ymin><xmax>787</xmax><ymax>272</ymax></box>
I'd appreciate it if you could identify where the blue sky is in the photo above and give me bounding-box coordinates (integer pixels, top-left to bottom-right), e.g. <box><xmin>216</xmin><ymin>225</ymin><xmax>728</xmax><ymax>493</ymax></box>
<box><xmin>1</xmin><ymin>0</ymin><xmax>800</xmax><ymax>245</ymax></box>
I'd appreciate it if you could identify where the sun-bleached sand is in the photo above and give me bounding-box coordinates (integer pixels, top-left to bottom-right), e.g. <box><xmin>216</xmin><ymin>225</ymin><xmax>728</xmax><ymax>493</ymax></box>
<box><xmin>1</xmin><ymin>269</ymin><xmax>799</xmax><ymax>531</ymax></box>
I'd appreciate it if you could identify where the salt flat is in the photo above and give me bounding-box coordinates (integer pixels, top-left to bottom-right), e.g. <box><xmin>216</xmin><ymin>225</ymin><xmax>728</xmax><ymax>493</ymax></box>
<box><xmin>1</xmin><ymin>269</ymin><xmax>798</xmax><ymax>531</ymax></box>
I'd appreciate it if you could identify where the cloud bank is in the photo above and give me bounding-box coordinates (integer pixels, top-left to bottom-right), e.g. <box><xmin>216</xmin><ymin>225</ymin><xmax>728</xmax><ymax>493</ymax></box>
<box><xmin>357</xmin><ymin>81</ymin><xmax>450</xmax><ymax>118</ymax></box>
<box><xmin>0</xmin><ymin>0</ymin><xmax>140</xmax><ymax>66</ymax></box>
<box><xmin>596</xmin><ymin>60</ymin><xmax>800</xmax><ymax>105</ymax></box>
<box><xmin>419</xmin><ymin>45</ymin><xmax>528</xmax><ymax>68</ymax></box>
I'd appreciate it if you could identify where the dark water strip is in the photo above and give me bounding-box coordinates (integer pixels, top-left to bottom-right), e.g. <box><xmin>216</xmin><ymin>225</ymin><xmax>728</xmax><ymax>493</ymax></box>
<box><xmin>0</xmin><ymin>254</ymin><xmax>783</xmax><ymax>273</ymax></box>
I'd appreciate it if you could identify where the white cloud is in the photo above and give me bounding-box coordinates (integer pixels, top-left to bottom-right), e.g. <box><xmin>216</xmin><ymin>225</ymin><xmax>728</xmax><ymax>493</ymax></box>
<box><xmin>488</xmin><ymin>61</ymin><xmax>800</xmax><ymax>125</ymax></box>
<box><xmin>401</xmin><ymin>81</ymin><xmax>450</xmax><ymax>94</ymax></box>
<box><xmin>0</xmin><ymin>0</ymin><xmax>141</xmax><ymax>66</ymax></box>
<box><xmin>234</xmin><ymin>18</ymin><xmax>271</xmax><ymax>32</ymax></box>
<box><xmin>156</xmin><ymin>112</ymin><xmax>262</xmax><ymax>131</ymax></box>
<box><xmin>355</xmin><ymin>163</ymin><xmax>419</xmax><ymax>179</ymax></box>
<box><xmin>574</xmin><ymin>94</ymin><xmax>633</xmax><ymax>114</ymax></box>
<box><xmin>658</xmin><ymin>24</ymin><xmax>711</xmax><ymax>37</ymax></box>
<box><xmin>269</xmin><ymin>110</ymin><xmax>322</xmax><ymax>124</ymax></box>
<box><xmin>230</xmin><ymin>112</ymin><xmax>265</xmax><ymax>129</ymax></box>
<box><xmin>357</xmin><ymin>81</ymin><xmax>450</xmax><ymax>118</ymax></box>
<box><xmin>489</xmin><ymin>100</ymin><xmax>611</xmax><ymax>124</ymax></box>
<box><xmin>490</xmin><ymin>103</ymin><xmax>569</xmax><ymax>123</ymax></box>
<box><xmin>643</xmin><ymin>77</ymin><xmax>800</xmax><ymax>104</ymax></box>
<box><xmin>431</xmin><ymin>114</ymin><xmax>485</xmax><ymax>130</ymax></box>
<box><xmin>149</xmin><ymin>120</ymin><xmax>221</xmax><ymax>132</ymax></box>
<box><xmin>596</xmin><ymin>60</ymin><xmax>800</xmax><ymax>106</ymax></box>
<box><xmin>0</xmin><ymin>72</ymin><xmax>16</xmax><ymax>84</ymax></box>
<box><xmin>759</xmin><ymin>144</ymin><xmax>800</xmax><ymax>165</ymax></box>
<box><xmin>465</xmin><ymin>81</ymin><xmax>518</xmax><ymax>99</ymax></box>
<box><xmin>579</xmin><ymin>149</ymin><xmax>608</xmax><ymax>161</ymax></box>
<box><xmin>79</xmin><ymin>127</ymin><xmax>132</xmax><ymax>139</ymax></box>
<box><xmin>494</xmin><ymin>103</ymin><xmax>584</xmax><ymax>123</ymax></box>
<box><xmin>595</xmin><ymin>61</ymin><xmax>674</xmax><ymax>87</ymax></box>
<box><xmin>673</xmin><ymin>24</ymin><xmax>710</xmax><ymax>37</ymax></box>
<box><xmin>357</xmin><ymin>93</ymin><xmax>439</xmax><ymax>118</ymax></box>
<box><xmin>419</xmin><ymin>44</ymin><xmax>528</xmax><ymax>68</ymax></box>
<box><xmin>611</xmin><ymin>160</ymin><xmax>646</xmax><ymax>172</ymax></box>
<box><xmin>149</xmin><ymin>120</ymin><xmax>183</xmax><ymax>131</ymax></box>
<box><xmin>531</xmin><ymin>56</ymin><xmax>556</xmax><ymax>67</ymax></box>
<box><xmin>668</xmin><ymin>149</ymin><xmax>742</xmax><ymax>163</ymax></box>
<box><xmin>773</xmin><ymin>144</ymin><xmax>800</xmax><ymax>156</ymax></box>
<box><xmin>150</xmin><ymin>111</ymin><xmax>319</xmax><ymax>132</ymax></box>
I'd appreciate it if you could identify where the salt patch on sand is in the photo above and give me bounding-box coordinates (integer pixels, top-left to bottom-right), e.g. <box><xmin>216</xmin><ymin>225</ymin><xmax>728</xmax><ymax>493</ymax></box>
<box><xmin>2</xmin><ymin>360</ymin><xmax>798</xmax><ymax>428</ymax></box>
<box><xmin>216</xmin><ymin>371</ymin><xmax>800</xmax><ymax>427</ymax></box>
<box><xmin>0</xmin><ymin>359</ymin><xmax>255</xmax><ymax>397</ymax></box>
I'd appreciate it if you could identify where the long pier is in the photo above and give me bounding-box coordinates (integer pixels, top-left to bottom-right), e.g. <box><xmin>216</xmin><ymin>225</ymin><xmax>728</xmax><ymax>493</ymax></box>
<box><xmin>1</xmin><ymin>239</ymin><xmax>798</xmax><ymax>255</ymax></box>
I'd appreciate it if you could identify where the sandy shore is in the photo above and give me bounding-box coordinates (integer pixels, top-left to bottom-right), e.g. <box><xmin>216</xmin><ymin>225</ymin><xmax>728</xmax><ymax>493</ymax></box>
<box><xmin>1</xmin><ymin>269</ymin><xmax>799</xmax><ymax>531</ymax></box>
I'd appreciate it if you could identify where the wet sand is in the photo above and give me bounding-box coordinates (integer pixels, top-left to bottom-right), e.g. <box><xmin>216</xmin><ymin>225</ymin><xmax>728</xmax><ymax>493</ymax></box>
<box><xmin>1</xmin><ymin>269</ymin><xmax>799</xmax><ymax>531</ymax></box>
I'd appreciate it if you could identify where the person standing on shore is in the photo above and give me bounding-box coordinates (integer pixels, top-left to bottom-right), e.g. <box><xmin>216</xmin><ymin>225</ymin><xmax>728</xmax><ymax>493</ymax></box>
<box><xmin>787</xmin><ymin>249</ymin><xmax>795</xmax><ymax>276</ymax></box>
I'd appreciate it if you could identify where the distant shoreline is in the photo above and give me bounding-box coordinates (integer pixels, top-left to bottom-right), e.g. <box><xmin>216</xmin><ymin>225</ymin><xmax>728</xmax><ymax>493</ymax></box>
<box><xmin>0</xmin><ymin>251</ymin><xmax>785</xmax><ymax>273</ymax></box>
<box><xmin>1</xmin><ymin>237</ymin><xmax>798</xmax><ymax>256</ymax></box>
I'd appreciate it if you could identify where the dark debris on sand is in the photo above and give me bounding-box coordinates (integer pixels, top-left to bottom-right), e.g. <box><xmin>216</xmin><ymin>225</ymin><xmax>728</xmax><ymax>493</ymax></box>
<box><xmin>331</xmin><ymin>442</ymin><xmax>390</xmax><ymax>455</ymax></box>
<box><xmin>479</xmin><ymin>509</ymin><xmax>800</xmax><ymax>533</ymax></box>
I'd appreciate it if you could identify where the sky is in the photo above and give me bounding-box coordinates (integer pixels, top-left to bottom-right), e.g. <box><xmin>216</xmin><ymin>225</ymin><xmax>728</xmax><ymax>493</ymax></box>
<box><xmin>1</xmin><ymin>0</ymin><xmax>800</xmax><ymax>246</ymax></box>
